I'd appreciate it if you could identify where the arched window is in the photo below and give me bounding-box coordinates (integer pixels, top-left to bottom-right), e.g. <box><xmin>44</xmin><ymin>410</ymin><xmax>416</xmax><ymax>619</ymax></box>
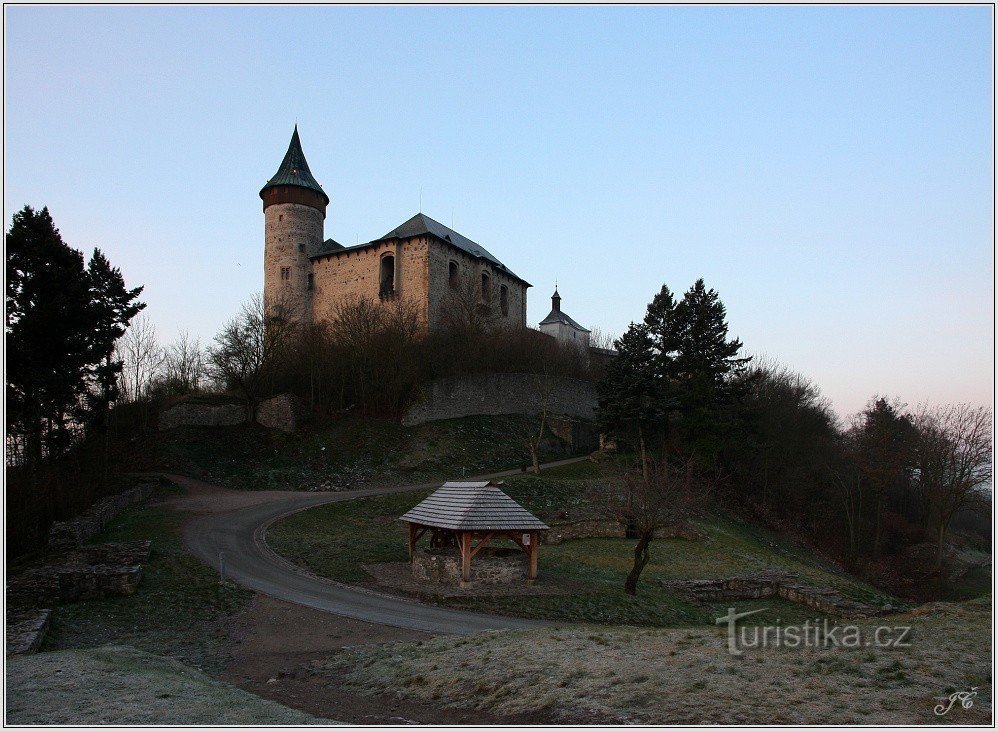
<box><xmin>380</xmin><ymin>254</ymin><xmax>395</xmax><ymax>297</ymax></box>
<box><xmin>449</xmin><ymin>260</ymin><xmax>459</xmax><ymax>288</ymax></box>
<box><xmin>481</xmin><ymin>271</ymin><xmax>490</xmax><ymax>300</ymax></box>
<box><xmin>500</xmin><ymin>285</ymin><xmax>509</xmax><ymax>316</ymax></box>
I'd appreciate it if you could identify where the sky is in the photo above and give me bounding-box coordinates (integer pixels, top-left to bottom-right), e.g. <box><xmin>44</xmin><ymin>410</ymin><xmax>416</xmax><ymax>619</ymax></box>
<box><xmin>4</xmin><ymin>5</ymin><xmax>993</xmax><ymax>419</ymax></box>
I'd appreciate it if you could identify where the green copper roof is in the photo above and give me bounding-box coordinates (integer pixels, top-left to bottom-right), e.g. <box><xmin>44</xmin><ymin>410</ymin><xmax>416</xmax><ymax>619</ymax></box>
<box><xmin>260</xmin><ymin>126</ymin><xmax>329</xmax><ymax>204</ymax></box>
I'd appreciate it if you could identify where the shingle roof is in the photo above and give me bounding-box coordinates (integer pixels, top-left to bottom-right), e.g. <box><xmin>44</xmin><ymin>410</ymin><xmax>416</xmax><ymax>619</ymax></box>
<box><xmin>313</xmin><ymin>213</ymin><xmax>529</xmax><ymax>286</ymax></box>
<box><xmin>400</xmin><ymin>482</ymin><xmax>549</xmax><ymax>532</ymax></box>
<box><xmin>259</xmin><ymin>126</ymin><xmax>329</xmax><ymax>204</ymax></box>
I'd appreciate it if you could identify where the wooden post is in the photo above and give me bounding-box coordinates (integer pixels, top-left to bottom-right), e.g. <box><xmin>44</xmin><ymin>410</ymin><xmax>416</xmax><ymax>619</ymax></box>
<box><xmin>528</xmin><ymin>531</ymin><xmax>538</xmax><ymax>581</ymax></box>
<box><xmin>460</xmin><ymin>532</ymin><xmax>472</xmax><ymax>584</ymax></box>
<box><xmin>407</xmin><ymin>522</ymin><xmax>417</xmax><ymax>560</ymax></box>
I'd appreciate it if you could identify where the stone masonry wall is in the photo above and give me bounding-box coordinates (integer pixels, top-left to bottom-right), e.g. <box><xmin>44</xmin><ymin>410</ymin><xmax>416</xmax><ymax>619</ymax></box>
<box><xmin>310</xmin><ymin>237</ymin><xmax>430</xmax><ymax>328</ymax></box>
<box><xmin>158</xmin><ymin>394</ymin><xmax>300</xmax><ymax>432</ymax></box>
<box><xmin>255</xmin><ymin>393</ymin><xmax>301</xmax><ymax>433</ymax></box>
<box><xmin>425</xmin><ymin>239</ymin><xmax>527</xmax><ymax>330</ymax></box>
<box><xmin>402</xmin><ymin>372</ymin><xmax>598</xmax><ymax>426</ymax></box>
<box><xmin>48</xmin><ymin>483</ymin><xmax>155</xmax><ymax>550</ymax></box>
<box><xmin>158</xmin><ymin>402</ymin><xmax>246</xmax><ymax>430</ymax></box>
<box><xmin>411</xmin><ymin>547</ymin><xmax>527</xmax><ymax>585</ymax></box>
<box><xmin>309</xmin><ymin>236</ymin><xmax>528</xmax><ymax>332</ymax></box>
<box><xmin>664</xmin><ymin>571</ymin><xmax>886</xmax><ymax>619</ymax></box>
<box><xmin>264</xmin><ymin>202</ymin><xmax>324</xmax><ymax>322</ymax></box>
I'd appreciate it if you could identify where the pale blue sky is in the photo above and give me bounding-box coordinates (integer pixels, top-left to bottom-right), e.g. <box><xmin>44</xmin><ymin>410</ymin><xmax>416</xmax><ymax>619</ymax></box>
<box><xmin>4</xmin><ymin>6</ymin><xmax>993</xmax><ymax>418</ymax></box>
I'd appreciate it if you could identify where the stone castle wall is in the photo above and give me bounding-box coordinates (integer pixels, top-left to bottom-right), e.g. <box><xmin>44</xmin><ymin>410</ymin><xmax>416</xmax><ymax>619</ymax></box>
<box><xmin>310</xmin><ymin>237</ymin><xmax>430</xmax><ymax>326</ymax></box>
<box><xmin>425</xmin><ymin>239</ymin><xmax>527</xmax><ymax>330</ymax></box>
<box><xmin>264</xmin><ymin>202</ymin><xmax>324</xmax><ymax>320</ymax></box>
<box><xmin>402</xmin><ymin>372</ymin><xmax>598</xmax><ymax>426</ymax></box>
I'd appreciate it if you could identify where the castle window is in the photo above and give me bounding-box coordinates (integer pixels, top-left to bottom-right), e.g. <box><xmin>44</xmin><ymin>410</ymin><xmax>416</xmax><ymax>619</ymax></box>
<box><xmin>280</xmin><ymin>267</ymin><xmax>291</xmax><ymax>281</ymax></box>
<box><xmin>380</xmin><ymin>254</ymin><xmax>396</xmax><ymax>298</ymax></box>
<box><xmin>298</xmin><ymin>243</ymin><xmax>305</xmax><ymax>253</ymax></box>
<box><xmin>500</xmin><ymin>285</ymin><xmax>509</xmax><ymax>316</ymax></box>
<box><xmin>449</xmin><ymin>260</ymin><xmax>459</xmax><ymax>288</ymax></box>
<box><xmin>481</xmin><ymin>271</ymin><xmax>490</xmax><ymax>300</ymax></box>
<box><xmin>278</xmin><ymin>214</ymin><xmax>283</xmax><ymax>222</ymax></box>
<box><xmin>307</xmin><ymin>272</ymin><xmax>314</xmax><ymax>291</ymax></box>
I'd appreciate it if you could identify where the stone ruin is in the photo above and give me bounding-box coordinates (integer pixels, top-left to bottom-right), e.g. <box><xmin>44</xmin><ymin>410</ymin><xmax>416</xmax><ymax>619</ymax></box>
<box><xmin>48</xmin><ymin>482</ymin><xmax>156</xmax><ymax>550</ymax></box>
<box><xmin>663</xmin><ymin>570</ymin><xmax>888</xmax><ymax>619</ymax></box>
<box><xmin>7</xmin><ymin>540</ymin><xmax>151</xmax><ymax>611</ymax></box>
<box><xmin>542</xmin><ymin>510</ymin><xmax>706</xmax><ymax>545</ymax></box>
<box><xmin>157</xmin><ymin>393</ymin><xmax>302</xmax><ymax>432</ymax></box>
<box><xmin>9</xmin><ymin>482</ymin><xmax>158</xmax><ymax>656</ymax></box>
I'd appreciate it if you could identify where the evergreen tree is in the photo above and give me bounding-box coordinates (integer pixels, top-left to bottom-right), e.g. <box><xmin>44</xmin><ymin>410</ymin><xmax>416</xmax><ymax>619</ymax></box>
<box><xmin>672</xmin><ymin>278</ymin><xmax>751</xmax><ymax>458</ymax></box>
<box><xmin>596</xmin><ymin>322</ymin><xmax>659</xmax><ymax>477</ymax></box>
<box><xmin>6</xmin><ymin>206</ymin><xmax>144</xmax><ymax>465</ymax></box>
<box><xmin>84</xmin><ymin>248</ymin><xmax>145</xmax><ymax>427</ymax></box>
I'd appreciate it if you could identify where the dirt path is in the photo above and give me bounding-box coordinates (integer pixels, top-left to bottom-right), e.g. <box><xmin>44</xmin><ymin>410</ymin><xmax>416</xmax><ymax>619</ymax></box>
<box><xmin>220</xmin><ymin>594</ymin><xmax>557</xmax><ymax>724</ymax></box>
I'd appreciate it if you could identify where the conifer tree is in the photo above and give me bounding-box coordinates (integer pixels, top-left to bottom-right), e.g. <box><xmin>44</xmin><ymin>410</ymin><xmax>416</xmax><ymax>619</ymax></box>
<box><xmin>6</xmin><ymin>205</ymin><xmax>144</xmax><ymax>465</ymax></box>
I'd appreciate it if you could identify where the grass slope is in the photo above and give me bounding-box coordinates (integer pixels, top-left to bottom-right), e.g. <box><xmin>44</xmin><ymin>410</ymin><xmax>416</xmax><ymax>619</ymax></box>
<box><xmin>154</xmin><ymin>414</ymin><xmax>572</xmax><ymax>490</ymax></box>
<box><xmin>7</xmin><ymin>646</ymin><xmax>323</xmax><ymax>725</ymax></box>
<box><xmin>313</xmin><ymin>598</ymin><xmax>991</xmax><ymax>724</ymax></box>
<box><xmin>43</xmin><ymin>490</ymin><xmax>251</xmax><ymax>676</ymax></box>
<box><xmin>268</xmin><ymin>462</ymin><xmax>898</xmax><ymax>627</ymax></box>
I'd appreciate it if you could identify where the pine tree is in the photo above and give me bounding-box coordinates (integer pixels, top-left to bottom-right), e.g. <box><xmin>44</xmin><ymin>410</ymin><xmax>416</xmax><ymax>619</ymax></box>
<box><xmin>596</xmin><ymin>323</ymin><xmax>659</xmax><ymax>472</ymax></box>
<box><xmin>84</xmin><ymin>248</ymin><xmax>145</xmax><ymax>426</ymax></box>
<box><xmin>6</xmin><ymin>206</ymin><xmax>144</xmax><ymax>466</ymax></box>
<box><xmin>672</xmin><ymin>278</ymin><xmax>750</xmax><ymax>457</ymax></box>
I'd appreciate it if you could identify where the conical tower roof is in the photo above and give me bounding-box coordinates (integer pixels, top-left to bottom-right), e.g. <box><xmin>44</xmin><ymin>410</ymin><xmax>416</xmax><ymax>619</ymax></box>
<box><xmin>260</xmin><ymin>126</ymin><xmax>329</xmax><ymax>204</ymax></box>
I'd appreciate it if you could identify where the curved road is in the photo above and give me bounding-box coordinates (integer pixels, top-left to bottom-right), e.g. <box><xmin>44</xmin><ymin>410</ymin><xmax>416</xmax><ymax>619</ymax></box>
<box><xmin>177</xmin><ymin>458</ymin><xmax>587</xmax><ymax>634</ymax></box>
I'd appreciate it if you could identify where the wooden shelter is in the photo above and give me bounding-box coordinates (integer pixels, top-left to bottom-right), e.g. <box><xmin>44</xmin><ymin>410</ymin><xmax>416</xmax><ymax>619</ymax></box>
<box><xmin>399</xmin><ymin>481</ymin><xmax>550</xmax><ymax>583</ymax></box>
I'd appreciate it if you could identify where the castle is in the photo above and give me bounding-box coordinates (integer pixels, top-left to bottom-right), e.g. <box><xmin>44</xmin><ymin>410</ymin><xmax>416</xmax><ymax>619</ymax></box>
<box><xmin>261</xmin><ymin>127</ymin><xmax>590</xmax><ymax>346</ymax></box>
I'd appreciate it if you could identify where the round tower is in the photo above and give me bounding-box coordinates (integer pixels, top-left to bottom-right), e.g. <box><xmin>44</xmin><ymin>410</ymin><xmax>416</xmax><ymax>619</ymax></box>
<box><xmin>260</xmin><ymin>126</ymin><xmax>328</xmax><ymax>323</ymax></box>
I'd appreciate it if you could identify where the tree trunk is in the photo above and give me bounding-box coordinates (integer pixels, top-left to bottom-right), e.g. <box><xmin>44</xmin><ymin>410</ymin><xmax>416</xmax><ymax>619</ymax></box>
<box><xmin>529</xmin><ymin>442</ymin><xmax>540</xmax><ymax>475</ymax></box>
<box><xmin>935</xmin><ymin>522</ymin><xmax>947</xmax><ymax>572</ymax></box>
<box><xmin>637</xmin><ymin>423</ymin><xmax>649</xmax><ymax>486</ymax></box>
<box><xmin>624</xmin><ymin>531</ymin><xmax>653</xmax><ymax>596</ymax></box>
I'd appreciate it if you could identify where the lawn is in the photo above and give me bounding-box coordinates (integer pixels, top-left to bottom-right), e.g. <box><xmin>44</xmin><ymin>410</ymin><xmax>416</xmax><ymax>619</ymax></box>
<box><xmin>43</xmin><ymin>488</ymin><xmax>252</xmax><ymax>675</ymax></box>
<box><xmin>153</xmin><ymin>414</ymin><xmax>575</xmax><ymax>490</ymax></box>
<box><xmin>268</xmin><ymin>465</ymin><xmax>899</xmax><ymax>627</ymax></box>
<box><xmin>312</xmin><ymin>597</ymin><xmax>992</xmax><ymax>724</ymax></box>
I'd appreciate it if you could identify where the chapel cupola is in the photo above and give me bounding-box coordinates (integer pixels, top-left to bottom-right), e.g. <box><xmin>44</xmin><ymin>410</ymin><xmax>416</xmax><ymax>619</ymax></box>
<box><xmin>259</xmin><ymin>125</ymin><xmax>329</xmax><ymax>217</ymax></box>
<box><xmin>551</xmin><ymin>286</ymin><xmax>561</xmax><ymax>312</ymax></box>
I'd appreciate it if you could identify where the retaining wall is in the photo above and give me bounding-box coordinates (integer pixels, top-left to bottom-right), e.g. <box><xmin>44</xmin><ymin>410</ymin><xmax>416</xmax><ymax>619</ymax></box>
<box><xmin>402</xmin><ymin>372</ymin><xmax>598</xmax><ymax>426</ymax></box>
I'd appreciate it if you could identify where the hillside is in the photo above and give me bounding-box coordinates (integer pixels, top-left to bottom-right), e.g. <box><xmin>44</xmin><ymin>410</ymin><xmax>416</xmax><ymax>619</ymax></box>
<box><xmin>140</xmin><ymin>414</ymin><xmax>577</xmax><ymax>491</ymax></box>
<box><xmin>267</xmin><ymin>460</ymin><xmax>904</xmax><ymax>627</ymax></box>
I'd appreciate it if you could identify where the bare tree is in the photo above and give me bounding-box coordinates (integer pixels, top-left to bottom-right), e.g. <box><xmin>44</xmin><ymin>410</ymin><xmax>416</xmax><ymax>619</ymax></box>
<box><xmin>115</xmin><ymin>314</ymin><xmax>164</xmax><ymax>401</ymax></box>
<box><xmin>156</xmin><ymin>331</ymin><xmax>208</xmax><ymax>396</ymax></box>
<box><xmin>207</xmin><ymin>293</ymin><xmax>299</xmax><ymax>419</ymax></box>
<box><xmin>525</xmin><ymin>371</ymin><xmax>553</xmax><ymax>475</ymax></box>
<box><xmin>440</xmin><ymin>276</ymin><xmax>500</xmax><ymax>335</ymax></box>
<box><xmin>914</xmin><ymin>403</ymin><xmax>992</xmax><ymax>570</ymax></box>
<box><xmin>593</xmin><ymin>458</ymin><xmax>704</xmax><ymax>595</ymax></box>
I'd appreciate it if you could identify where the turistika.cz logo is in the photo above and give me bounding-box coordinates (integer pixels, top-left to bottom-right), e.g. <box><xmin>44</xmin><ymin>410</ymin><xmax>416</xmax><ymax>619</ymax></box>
<box><xmin>715</xmin><ymin>607</ymin><xmax>913</xmax><ymax>656</ymax></box>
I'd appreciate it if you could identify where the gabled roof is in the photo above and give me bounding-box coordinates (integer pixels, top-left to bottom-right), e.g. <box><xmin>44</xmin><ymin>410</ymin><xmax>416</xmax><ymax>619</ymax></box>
<box><xmin>540</xmin><ymin>308</ymin><xmax>590</xmax><ymax>332</ymax></box>
<box><xmin>312</xmin><ymin>213</ymin><xmax>529</xmax><ymax>286</ymax></box>
<box><xmin>260</xmin><ymin>126</ymin><xmax>329</xmax><ymax>204</ymax></box>
<box><xmin>399</xmin><ymin>481</ymin><xmax>549</xmax><ymax>532</ymax></box>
